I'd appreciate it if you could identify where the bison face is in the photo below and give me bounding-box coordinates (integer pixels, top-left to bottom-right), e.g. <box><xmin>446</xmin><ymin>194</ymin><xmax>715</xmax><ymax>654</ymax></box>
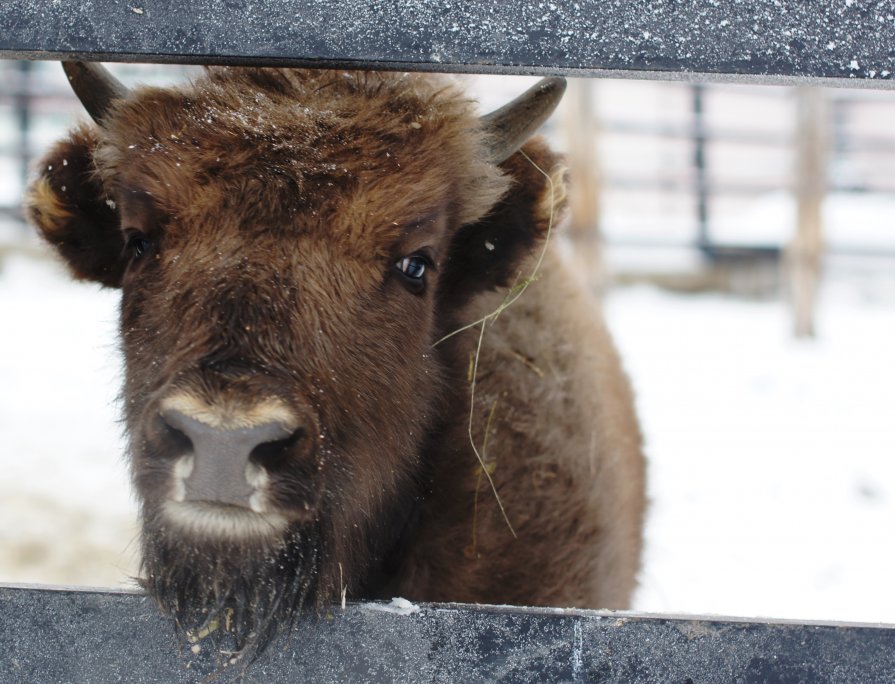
<box><xmin>26</xmin><ymin>65</ymin><xmax>565</xmax><ymax>657</ymax></box>
<box><xmin>117</xmin><ymin>193</ymin><xmax>453</xmax><ymax>656</ymax></box>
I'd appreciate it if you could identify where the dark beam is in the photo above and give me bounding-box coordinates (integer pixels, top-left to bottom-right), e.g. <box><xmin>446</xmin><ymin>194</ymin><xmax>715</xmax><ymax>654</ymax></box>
<box><xmin>1</xmin><ymin>1</ymin><xmax>894</xmax><ymax>88</ymax></box>
<box><xmin>2</xmin><ymin>584</ymin><xmax>894</xmax><ymax>682</ymax></box>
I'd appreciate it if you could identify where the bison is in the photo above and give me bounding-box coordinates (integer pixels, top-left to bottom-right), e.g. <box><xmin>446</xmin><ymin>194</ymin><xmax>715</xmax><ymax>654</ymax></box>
<box><xmin>26</xmin><ymin>63</ymin><xmax>645</xmax><ymax>659</ymax></box>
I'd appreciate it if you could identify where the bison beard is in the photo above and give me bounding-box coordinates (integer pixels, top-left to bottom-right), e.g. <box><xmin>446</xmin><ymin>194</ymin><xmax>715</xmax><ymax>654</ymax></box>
<box><xmin>140</xmin><ymin>510</ymin><xmax>325</xmax><ymax>661</ymax></box>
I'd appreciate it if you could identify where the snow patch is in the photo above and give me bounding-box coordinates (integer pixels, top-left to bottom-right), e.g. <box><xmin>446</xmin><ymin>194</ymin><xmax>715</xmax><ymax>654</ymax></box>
<box><xmin>366</xmin><ymin>598</ymin><xmax>421</xmax><ymax>616</ymax></box>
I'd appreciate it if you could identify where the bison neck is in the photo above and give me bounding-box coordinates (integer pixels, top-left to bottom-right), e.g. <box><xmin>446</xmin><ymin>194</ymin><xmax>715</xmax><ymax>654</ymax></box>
<box><xmin>365</xmin><ymin>246</ymin><xmax>646</xmax><ymax>611</ymax></box>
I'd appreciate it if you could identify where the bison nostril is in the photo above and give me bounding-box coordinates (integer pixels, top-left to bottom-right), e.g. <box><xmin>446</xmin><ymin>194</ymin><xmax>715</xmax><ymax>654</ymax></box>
<box><xmin>158</xmin><ymin>416</ymin><xmax>194</xmax><ymax>456</ymax></box>
<box><xmin>249</xmin><ymin>427</ymin><xmax>306</xmax><ymax>473</ymax></box>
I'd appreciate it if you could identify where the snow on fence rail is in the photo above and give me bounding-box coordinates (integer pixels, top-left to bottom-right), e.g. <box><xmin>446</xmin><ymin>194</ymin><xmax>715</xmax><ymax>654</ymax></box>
<box><xmin>1</xmin><ymin>584</ymin><xmax>894</xmax><ymax>683</ymax></box>
<box><xmin>1</xmin><ymin>0</ymin><xmax>894</xmax><ymax>88</ymax></box>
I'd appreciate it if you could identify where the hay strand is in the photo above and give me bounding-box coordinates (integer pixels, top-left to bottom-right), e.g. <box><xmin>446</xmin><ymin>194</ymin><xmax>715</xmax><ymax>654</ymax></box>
<box><xmin>435</xmin><ymin>150</ymin><xmax>559</xmax><ymax>540</ymax></box>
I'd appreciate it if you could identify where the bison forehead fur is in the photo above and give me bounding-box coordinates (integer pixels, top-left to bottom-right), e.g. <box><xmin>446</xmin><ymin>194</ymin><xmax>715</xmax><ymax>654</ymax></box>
<box><xmin>26</xmin><ymin>66</ymin><xmax>645</xmax><ymax>659</ymax></box>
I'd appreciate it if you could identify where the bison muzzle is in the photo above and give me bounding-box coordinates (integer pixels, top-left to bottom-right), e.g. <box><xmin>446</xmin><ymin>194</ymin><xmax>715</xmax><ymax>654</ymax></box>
<box><xmin>26</xmin><ymin>63</ymin><xmax>646</xmax><ymax>661</ymax></box>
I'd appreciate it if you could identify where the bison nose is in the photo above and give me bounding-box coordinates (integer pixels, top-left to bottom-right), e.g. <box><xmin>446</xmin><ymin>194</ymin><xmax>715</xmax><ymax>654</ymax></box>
<box><xmin>160</xmin><ymin>408</ymin><xmax>299</xmax><ymax>509</ymax></box>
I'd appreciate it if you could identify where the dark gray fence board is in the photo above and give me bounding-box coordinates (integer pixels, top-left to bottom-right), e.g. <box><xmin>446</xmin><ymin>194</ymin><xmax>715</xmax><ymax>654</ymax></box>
<box><xmin>2</xmin><ymin>1</ymin><xmax>895</xmax><ymax>88</ymax></box>
<box><xmin>1</xmin><ymin>584</ymin><xmax>894</xmax><ymax>683</ymax></box>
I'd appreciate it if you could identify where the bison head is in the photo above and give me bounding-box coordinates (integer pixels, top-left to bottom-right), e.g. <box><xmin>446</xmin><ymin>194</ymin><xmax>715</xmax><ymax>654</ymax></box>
<box><xmin>26</xmin><ymin>63</ymin><xmax>566</xmax><ymax>656</ymax></box>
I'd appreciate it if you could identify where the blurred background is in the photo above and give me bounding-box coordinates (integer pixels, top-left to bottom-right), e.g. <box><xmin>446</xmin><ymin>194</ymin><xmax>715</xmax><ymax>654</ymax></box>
<box><xmin>1</xmin><ymin>62</ymin><xmax>894</xmax><ymax>623</ymax></box>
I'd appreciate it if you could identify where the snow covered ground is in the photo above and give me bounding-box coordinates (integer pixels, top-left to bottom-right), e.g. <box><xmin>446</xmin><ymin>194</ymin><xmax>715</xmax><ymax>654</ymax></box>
<box><xmin>609</xmin><ymin>264</ymin><xmax>895</xmax><ymax>624</ymax></box>
<box><xmin>1</xmin><ymin>245</ymin><xmax>893</xmax><ymax>624</ymax></box>
<box><xmin>0</xmin><ymin>252</ymin><xmax>137</xmax><ymax>587</ymax></box>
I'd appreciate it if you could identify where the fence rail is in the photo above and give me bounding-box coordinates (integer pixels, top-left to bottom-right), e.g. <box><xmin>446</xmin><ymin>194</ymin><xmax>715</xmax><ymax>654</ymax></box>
<box><xmin>2</xmin><ymin>1</ymin><xmax>895</xmax><ymax>87</ymax></box>
<box><xmin>1</xmin><ymin>584</ymin><xmax>894</xmax><ymax>683</ymax></box>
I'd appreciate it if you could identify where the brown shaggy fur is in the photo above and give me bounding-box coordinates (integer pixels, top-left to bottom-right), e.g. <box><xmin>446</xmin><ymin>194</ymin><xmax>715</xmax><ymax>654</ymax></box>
<box><xmin>25</xmin><ymin>67</ymin><xmax>645</xmax><ymax>657</ymax></box>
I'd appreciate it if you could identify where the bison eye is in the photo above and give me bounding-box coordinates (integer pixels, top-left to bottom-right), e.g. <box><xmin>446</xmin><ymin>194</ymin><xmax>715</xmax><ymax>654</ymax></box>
<box><xmin>394</xmin><ymin>254</ymin><xmax>432</xmax><ymax>294</ymax></box>
<box><xmin>125</xmin><ymin>232</ymin><xmax>153</xmax><ymax>261</ymax></box>
<box><xmin>396</xmin><ymin>255</ymin><xmax>427</xmax><ymax>279</ymax></box>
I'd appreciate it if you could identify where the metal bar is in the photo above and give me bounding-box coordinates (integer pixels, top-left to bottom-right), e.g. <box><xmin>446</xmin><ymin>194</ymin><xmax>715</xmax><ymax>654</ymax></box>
<box><xmin>1</xmin><ymin>584</ymin><xmax>894</xmax><ymax>683</ymax></box>
<box><xmin>692</xmin><ymin>85</ymin><xmax>713</xmax><ymax>257</ymax></box>
<box><xmin>603</xmin><ymin>119</ymin><xmax>793</xmax><ymax>146</ymax></box>
<box><xmin>1</xmin><ymin>1</ymin><xmax>894</xmax><ymax>87</ymax></box>
<box><xmin>13</xmin><ymin>61</ymin><xmax>31</xmax><ymax>191</ymax></box>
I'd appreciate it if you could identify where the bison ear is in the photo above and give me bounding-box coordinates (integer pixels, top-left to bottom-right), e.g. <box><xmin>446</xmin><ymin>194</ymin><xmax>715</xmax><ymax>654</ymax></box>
<box><xmin>438</xmin><ymin>137</ymin><xmax>568</xmax><ymax>310</ymax></box>
<box><xmin>25</xmin><ymin>125</ymin><xmax>125</xmax><ymax>287</ymax></box>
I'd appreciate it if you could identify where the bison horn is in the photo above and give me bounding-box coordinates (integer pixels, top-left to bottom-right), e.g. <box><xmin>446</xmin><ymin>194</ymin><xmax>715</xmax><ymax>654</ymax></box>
<box><xmin>480</xmin><ymin>77</ymin><xmax>567</xmax><ymax>163</ymax></box>
<box><xmin>62</xmin><ymin>61</ymin><xmax>131</xmax><ymax>124</ymax></box>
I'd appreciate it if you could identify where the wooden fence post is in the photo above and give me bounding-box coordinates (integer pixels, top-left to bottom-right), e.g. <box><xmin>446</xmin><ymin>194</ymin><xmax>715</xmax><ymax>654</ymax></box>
<box><xmin>789</xmin><ymin>88</ymin><xmax>828</xmax><ymax>338</ymax></box>
<box><xmin>561</xmin><ymin>78</ymin><xmax>604</xmax><ymax>290</ymax></box>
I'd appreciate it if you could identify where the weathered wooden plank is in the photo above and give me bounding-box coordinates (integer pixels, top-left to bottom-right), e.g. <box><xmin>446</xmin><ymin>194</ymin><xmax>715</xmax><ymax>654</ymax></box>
<box><xmin>1</xmin><ymin>1</ymin><xmax>894</xmax><ymax>88</ymax></box>
<box><xmin>1</xmin><ymin>584</ymin><xmax>894</xmax><ymax>682</ymax></box>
